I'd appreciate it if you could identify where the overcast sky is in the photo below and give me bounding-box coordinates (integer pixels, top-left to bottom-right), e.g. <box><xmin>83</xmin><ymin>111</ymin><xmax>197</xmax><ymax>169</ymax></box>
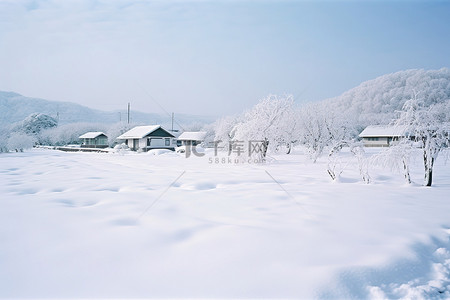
<box><xmin>1</xmin><ymin>0</ymin><xmax>449</xmax><ymax>117</ymax></box>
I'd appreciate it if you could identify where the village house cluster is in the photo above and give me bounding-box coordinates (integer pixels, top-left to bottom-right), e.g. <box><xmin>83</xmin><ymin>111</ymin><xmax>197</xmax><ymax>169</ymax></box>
<box><xmin>78</xmin><ymin>125</ymin><xmax>207</xmax><ymax>152</ymax></box>
<box><xmin>77</xmin><ymin>123</ymin><xmax>426</xmax><ymax>153</ymax></box>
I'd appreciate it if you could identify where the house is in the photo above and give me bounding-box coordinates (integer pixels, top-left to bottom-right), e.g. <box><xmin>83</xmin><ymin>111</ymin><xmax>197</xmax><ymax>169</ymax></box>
<box><xmin>79</xmin><ymin>132</ymin><xmax>108</xmax><ymax>148</ymax></box>
<box><xmin>359</xmin><ymin>125</ymin><xmax>410</xmax><ymax>147</ymax></box>
<box><xmin>116</xmin><ymin>125</ymin><xmax>176</xmax><ymax>151</ymax></box>
<box><xmin>177</xmin><ymin>131</ymin><xmax>207</xmax><ymax>147</ymax></box>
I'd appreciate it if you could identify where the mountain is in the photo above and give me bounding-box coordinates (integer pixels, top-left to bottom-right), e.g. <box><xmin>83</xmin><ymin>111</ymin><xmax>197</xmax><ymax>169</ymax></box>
<box><xmin>323</xmin><ymin>68</ymin><xmax>450</xmax><ymax>126</ymax></box>
<box><xmin>0</xmin><ymin>91</ymin><xmax>215</xmax><ymax>128</ymax></box>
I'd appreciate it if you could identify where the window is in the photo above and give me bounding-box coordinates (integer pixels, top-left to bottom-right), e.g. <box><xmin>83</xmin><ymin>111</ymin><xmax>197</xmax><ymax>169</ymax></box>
<box><xmin>165</xmin><ymin>138</ymin><xmax>170</xmax><ymax>146</ymax></box>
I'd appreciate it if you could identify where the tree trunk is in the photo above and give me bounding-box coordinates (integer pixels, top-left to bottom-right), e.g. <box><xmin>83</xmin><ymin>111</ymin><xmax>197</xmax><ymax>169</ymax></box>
<box><xmin>402</xmin><ymin>157</ymin><xmax>411</xmax><ymax>184</ymax></box>
<box><xmin>262</xmin><ymin>139</ymin><xmax>269</xmax><ymax>158</ymax></box>
<box><xmin>286</xmin><ymin>142</ymin><xmax>291</xmax><ymax>154</ymax></box>
<box><xmin>424</xmin><ymin>153</ymin><xmax>434</xmax><ymax>187</ymax></box>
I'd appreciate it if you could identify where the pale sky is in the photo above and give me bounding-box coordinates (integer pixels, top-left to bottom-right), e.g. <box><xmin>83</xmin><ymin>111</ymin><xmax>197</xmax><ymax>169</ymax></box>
<box><xmin>1</xmin><ymin>0</ymin><xmax>449</xmax><ymax>117</ymax></box>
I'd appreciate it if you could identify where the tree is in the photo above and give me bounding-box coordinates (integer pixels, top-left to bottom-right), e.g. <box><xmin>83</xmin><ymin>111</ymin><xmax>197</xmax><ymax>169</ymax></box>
<box><xmin>213</xmin><ymin>114</ymin><xmax>242</xmax><ymax>152</ymax></box>
<box><xmin>232</xmin><ymin>94</ymin><xmax>295</xmax><ymax>157</ymax></box>
<box><xmin>0</xmin><ymin>127</ymin><xmax>9</xmax><ymax>152</ymax></box>
<box><xmin>7</xmin><ymin>133</ymin><xmax>36</xmax><ymax>152</ymax></box>
<box><xmin>12</xmin><ymin>113</ymin><xmax>58</xmax><ymax>145</ymax></box>
<box><xmin>40</xmin><ymin>122</ymin><xmax>109</xmax><ymax>146</ymax></box>
<box><xmin>371</xmin><ymin>141</ymin><xmax>412</xmax><ymax>184</ymax></box>
<box><xmin>106</xmin><ymin>122</ymin><xmax>134</xmax><ymax>147</ymax></box>
<box><xmin>326</xmin><ymin>140</ymin><xmax>370</xmax><ymax>183</ymax></box>
<box><xmin>16</xmin><ymin>113</ymin><xmax>58</xmax><ymax>135</ymax></box>
<box><xmin>395</xmin><ymin>95</ymin><xmax>450</xmax><ymax>186</ymax></box>
<box><xmin>298</xmin><ymin>102</ymin><xmax>356</xmax><ymax>162</ymax></box>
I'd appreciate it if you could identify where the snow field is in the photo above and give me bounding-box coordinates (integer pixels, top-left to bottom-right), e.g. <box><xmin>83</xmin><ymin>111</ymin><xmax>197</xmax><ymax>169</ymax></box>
<box><xmin>0</xmin><ymin>148</ymin><xmax>449</xmax><ymax>298</ymax></box>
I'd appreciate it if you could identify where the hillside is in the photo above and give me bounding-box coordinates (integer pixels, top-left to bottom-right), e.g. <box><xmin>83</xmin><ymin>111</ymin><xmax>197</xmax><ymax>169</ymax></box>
<box><xmin>0</xmin><ymin>91</ymin><xmax>214</xmax><ymax>128</ymax></box>
<box><xmin>324</xmin><ymin>68</ymin><xmax>450</xmax><ymax>126</ymax></box>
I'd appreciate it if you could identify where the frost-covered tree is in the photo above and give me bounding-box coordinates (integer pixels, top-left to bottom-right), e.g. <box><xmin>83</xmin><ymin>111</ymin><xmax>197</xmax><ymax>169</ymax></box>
<box><xmin>11</xmin><ymin>113</ymin><xmax>58</xmax><ymax>145</ymax></box>
<box><xmin>297</xmin><ymin>103</ymin><xmax>329</xmax><ymax>162</ymax></box>
<box><xmin>232</xmin><ymin>94</ymin><xmax>295</xmax><ymax>157</ymax></box>
<box><xmin>351</xmin><ymin>144</ymin><xmax>371</xmax><ymax>184</ymax></box>
<box><xmin>0</xmin><ymin>128</ymin><xmax>9</xmax><ymax>152</ymax></box>
<box><xmin>371</xmin><ymin>142</ymin><xmax>413</xmax><ymax>184</ymax></box>
<box><xmin>199</xmin><ymin>122</ymin><xmax>216</xmax><ymax>147</ymax></box>
<box><xmin>276</xmin><ymin>107</ymin><xmax>301</xmax><ymax>154</ymax></box>
<box><xmin>326</xmin><ymin>141</ymin><xmax>370</xmax><ymax>183</ymax></box>
<box><xmin>395</xmin><ymin>95</ymin><xmax>450</xmax><ymax>186</ymax></box>
<box><xmin>41</xmin><ymin>122</ymin><xmax>109</xmax><ymax>146</ymax></box>
<box><xmin>106</xmin><ymin>122</ymin><xmax>135</xmax><ymax>147</ymax></box>
<box><xmin>15</xmin><ymin>113</ymin><xmax>58</xmax><ymax>135</ymax></box>
<box><xmin>298</xmin><ymin>100</ymin><xmax>359</xmax><ymax>162</ymax></box>
<box><xmin>326</xmin><ymin>141</ymin><xmax>350</xmax><ymax>181</ymax></box>
<box><xmin>213</xmin><ymin>114</ymin><xmax>242</xmax><ymax>152</ymax></box>
<box><xmin>7</xmin><ymin>132</ymin><xmax>36</xmax><ymax>152</ymax></box>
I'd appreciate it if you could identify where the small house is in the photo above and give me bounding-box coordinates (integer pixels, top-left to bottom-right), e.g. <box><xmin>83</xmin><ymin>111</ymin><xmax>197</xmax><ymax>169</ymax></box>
<box><xmin>79</xmin><ymin>132</ymin><xmax>108</xmax><ymax>148</ymax></box>
<box><xmin>116</xmin><ymin>125</ymin><xmax>176</xmax><ymax>151</ymax></box>
<box><xmin>359</xmin><ymin>125</ymin><xmax>409</xmax><ymax>147</ymax></box>
<box><xmin>177</xmin><ymin>131</ymin><xmax>207</xmax><ymax>147</ymax></box>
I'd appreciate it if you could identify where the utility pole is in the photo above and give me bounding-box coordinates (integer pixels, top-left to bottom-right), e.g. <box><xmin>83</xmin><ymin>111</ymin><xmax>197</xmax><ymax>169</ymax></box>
<box><xmin>171</xmin><ymin>112</ymin><xmax>174</xmax><ymax>131</ymax></box>
<box><xmin>127</xmin><ymin>102</ymin><xmax>130</xmax><ymax>124</ymax></box>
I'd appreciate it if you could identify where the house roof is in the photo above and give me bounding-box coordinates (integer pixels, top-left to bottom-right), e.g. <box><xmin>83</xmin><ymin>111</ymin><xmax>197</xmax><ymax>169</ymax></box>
<box><xmin>79</xmin><ymin>132</ymin><xmax>107</xmax><ymax>139</ymax></box>
<box><xmin>359</xmin><ymin>125</ymin><xmax>409</xmax><ymax>138</ymax></box>
<box><xmin>116</xmin><ymin>125</ymin><xmax>174</xmax><ymax>139</ymax></box>
<box><xmin>177</xmin><ymin>131</ymin><xmax>207</xmax><ymax>141</ymax></box>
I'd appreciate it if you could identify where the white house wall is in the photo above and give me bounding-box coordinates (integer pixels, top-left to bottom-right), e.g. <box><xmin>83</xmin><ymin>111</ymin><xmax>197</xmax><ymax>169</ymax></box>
<box><xmin>139</xmin><ymin>138</ymin><xmax>147</xmax><ymax>149</ymax></box>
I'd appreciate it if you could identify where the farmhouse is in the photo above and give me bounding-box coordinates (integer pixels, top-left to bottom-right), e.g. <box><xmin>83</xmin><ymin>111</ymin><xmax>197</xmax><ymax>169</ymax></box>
<box><xmin>117</xmin><ymin>125</ymin><xmax>176</xmax><ymax>151</ymax></box>
<box><xmin>359</xmin><ymin>125</ymin><xmax>409</xmax><ymax>147</ymax></box>
<box><xmin>79</xmin><ymin>132</ymin><xmax>108</xmax><ymax>148</ymax></box>
<box><xmin>177</xmin><ymin>131</ymin><xmax>207</xmax><ymax>147</ymax></box>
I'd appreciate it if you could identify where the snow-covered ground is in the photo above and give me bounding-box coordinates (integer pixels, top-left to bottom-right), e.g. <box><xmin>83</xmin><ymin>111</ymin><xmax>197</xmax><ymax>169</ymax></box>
<box><xmin>0</xmin><ymin>148</ymin><xmax>449</xmax><ymax>299</ymax></box>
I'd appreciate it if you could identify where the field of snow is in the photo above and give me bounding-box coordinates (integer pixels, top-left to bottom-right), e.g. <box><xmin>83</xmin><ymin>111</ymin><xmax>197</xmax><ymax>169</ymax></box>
<box><xmin>1</xmin><ymin>148</ymin><xmax>450</xmax><ymax>299</ymax></box>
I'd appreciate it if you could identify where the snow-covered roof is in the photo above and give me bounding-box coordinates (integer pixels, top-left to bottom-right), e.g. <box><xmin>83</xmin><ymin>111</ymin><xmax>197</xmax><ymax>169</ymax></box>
<box><xmin>79</xmin><ymin>132</ymin><xmax>106</xmax><ymax>139</ymax></box>
<box><xmin>177</xmin><ymin>131</ymin><xmax>207</xmax><ymax>141</ymax></box>
<box><xmin>359</xmin><ymin>125</ymin><xmax>409</xmax><ymax>138</ymax></box>
<box><xmin>117</xmin><ymin>125</ymin><xmax>173</xmax><ymax>139</ymax></box>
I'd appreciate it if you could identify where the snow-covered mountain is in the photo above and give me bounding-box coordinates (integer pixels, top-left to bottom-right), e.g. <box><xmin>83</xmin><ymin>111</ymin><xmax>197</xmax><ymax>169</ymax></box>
<box><xmin>324</xmin><ymin>68</ymin><xmax>450</xmax><ymax>126</ymax></box>
<box><xmin>0</xmin><ymin>91</ymin><xmax>215</xmax><ymax>128</ymax></box>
